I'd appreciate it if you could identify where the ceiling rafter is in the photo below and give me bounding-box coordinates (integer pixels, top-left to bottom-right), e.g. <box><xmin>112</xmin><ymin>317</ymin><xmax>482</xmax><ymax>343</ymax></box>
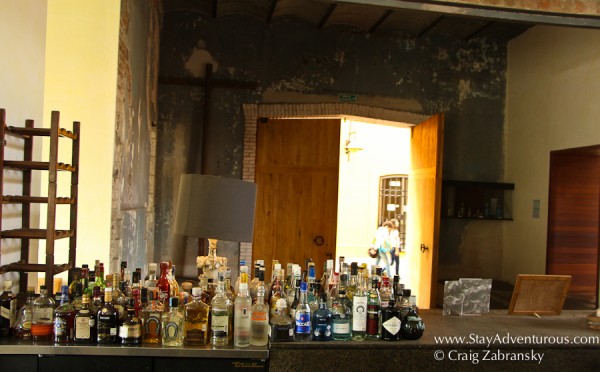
<box><xmin>368</xmin><ymin>9</ymin><xmax>393</xmax><ymax>33</ymax></box>
<box><xmin>266</xmin><ymin>0</ymin><xmax>278</xmax><ymax>23</ymax></box>
<box><xmin>318</xmin><ymin>3</ymin><xmax>338</xmax><ymax>29</ymax></box>
<box><xmin>417</xmin><ymin>15</ymin><xmax>444</xmax><ymax>37</ymax></box>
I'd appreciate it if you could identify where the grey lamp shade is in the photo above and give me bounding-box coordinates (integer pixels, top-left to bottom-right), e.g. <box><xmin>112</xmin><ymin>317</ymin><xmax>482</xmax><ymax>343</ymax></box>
<box><xmin>174</xmin><ymin>174</ymin><xmax>257</xmax><ymax>243</ymax></box>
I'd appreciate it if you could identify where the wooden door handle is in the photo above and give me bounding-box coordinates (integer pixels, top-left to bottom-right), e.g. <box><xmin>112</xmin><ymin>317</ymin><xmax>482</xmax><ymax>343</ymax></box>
<box><xmin>420</xmin><ymin>244</ymin><xmax>429</xmax><ymax>253</ymax></box>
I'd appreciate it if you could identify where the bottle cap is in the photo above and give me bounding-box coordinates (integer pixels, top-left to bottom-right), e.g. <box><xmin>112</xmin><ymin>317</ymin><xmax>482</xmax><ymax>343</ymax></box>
<box><xmin>160</xmin><ymin>261</ymin><xmax>169</xmax><ymax>269</ymax></box>
<box><xmin>300</xmin><ymin>282</ymin><xmax>308</xmax><ymax>291</ymax></box>
<box><xmin>169</xmin><ymin>297</ymin><xmax>179</xmax><ymax>308</ymax></box>
<box><xmin>192</xmin><ymin>287</ymin><xmax>203</xmax><ymax>296</ymax></box>
<box><xmin>276</xmin><ymin>298</ymin><xmax>287</xmax><ymax>309</ymax></box>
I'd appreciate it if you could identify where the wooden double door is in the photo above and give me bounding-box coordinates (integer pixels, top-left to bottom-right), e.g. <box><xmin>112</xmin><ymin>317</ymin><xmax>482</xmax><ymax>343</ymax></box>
<box><xmin>252</xmin><ymin>115</ymin><xmax>444</xmax><ymax>309</ymax></box>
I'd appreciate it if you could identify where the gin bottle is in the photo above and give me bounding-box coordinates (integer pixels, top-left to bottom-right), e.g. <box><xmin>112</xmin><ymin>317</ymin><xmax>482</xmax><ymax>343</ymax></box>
<box><xmin>270</xmin><ymin>298</ymin><xmax>294</xmax><ymax>342</ymax></box>
<box><xmin>250</xmin><ymin>285</ymin><xmax>269</xmax><ymax>346</ymax></box>
<box><xmin>184</xmin><ymin>287</ymin><xmax>210</xmax><ymax>345</ymax></box>
<box><xmin>211</xmin><ymin>279</ymin><xmax>233</xmax><ymax>346</ymax></box>
<box><xmin>331</xmin><ymin>289</ymin><xmax>352</xmax><ymax>340</ymax></box>
<box><xmin>234</xmin><ymin>276</ymin><xmax>252</xmax><ymax>347</ymax></box>
<box><xmin>162</xmin><ymin>297</ymin><xmax>184</xmax><ymax>346</ymax></box>
<box><xmin>351</xmin><ymin>272</ymin><xmax>367</xmax><ymax>341</ymax></box>
<box><xmin>294</xmin><ymin>281</ymin><xmax>311</xmax><ymax>341</ymax></box>
<box><xmin>312</xmin><ymin>293</ymin><xmax>333</xmax><ymax>341</ymax></box>
<box><xmin>381</xmin><ymin>299</ymin><xmax>401</xmax><ymax>341</ymax></box>
<box><xmin>54</xmin><ymin>285</ymin><xmax>76</xmax><ymax>343</ymax></box>
<box><xmin>31</xmin><ymin>285</ymin><xmax>55</xmax><ymax>341</ymax></box>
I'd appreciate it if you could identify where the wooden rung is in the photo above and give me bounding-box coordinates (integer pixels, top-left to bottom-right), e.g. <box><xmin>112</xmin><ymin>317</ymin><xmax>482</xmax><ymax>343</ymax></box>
<box><xmin>1</xmin><ymin>228</ymin><xmax>75</xmax><ymax>239</ymax></box>
<box><xmin>2</xmin><ymin>195</ymin><xmax>75</xmax><ymax>204</ymax></box>
<box><xmin>5</xmin><ymin>125</ymin><xmax>78</xmax><ymax>140</ymax></box>
<box><xmin>0</xmin><ymin>262</ymin><xmax>72</xmax><ymax>275</ymax></box>
<box><xmin>3</xmin><ymin>160</ymin><xmax>76</xmax><ymax>172</ymax></box>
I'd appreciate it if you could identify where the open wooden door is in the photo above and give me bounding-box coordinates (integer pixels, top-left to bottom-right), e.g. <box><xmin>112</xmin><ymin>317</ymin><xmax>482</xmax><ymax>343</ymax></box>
<box><xmin>407</xmin><ymin>114</ymin><xmax>444</xmax><ymax>309</ymax></box>
<box><xmin>253</xmin><ymin>118</ymin><xmax>340</xmax><ymax>280</ymax></box>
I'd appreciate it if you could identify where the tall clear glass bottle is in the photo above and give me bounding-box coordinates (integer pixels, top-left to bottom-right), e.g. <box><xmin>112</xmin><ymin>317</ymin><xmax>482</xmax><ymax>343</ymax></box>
<box><xmin>294</xmin><ymin>281</ymin><xmax>312</xmax><ymax>341</ymax></box>
<box><xmin>211</xmin><ymin>279</ymin><xmax>233</xmax><ymax>346</ymax></box>
<box><xmin>351</xmin><ymin>271</ymin><xmax>367</xmax><ymax>341</ymax></box>
<box><xmin>234</xmin><ymin>275</ymin><xmax>252</xmax><ymax>347</ymax></box>
<box><xmin>14</xmin><ymin>286</ymin><xmax>36</xmax><ymax>339</ymax></box>
<box><xmin>162</xmin><ymin>297</ymin><xmax>184</xmax><ymax>346</ymax></box>
<box><xmin>366</xmin><ymin>277</ymin><xmax>381</xmax><ymax>340</ymax></box>
<box><xmin>184</xmin><ymin>287</ymin><xmax>210</xmax><ymax>346</ymax></box>
<box><xmin>31</xmin><ymin>285</ymin><xmax>55</xmax><ymax>341</ymax></box>
<box><xmin>250</xmin><ymin>285</ymin><xmax>269</xmax><ymax>346</ymax></box>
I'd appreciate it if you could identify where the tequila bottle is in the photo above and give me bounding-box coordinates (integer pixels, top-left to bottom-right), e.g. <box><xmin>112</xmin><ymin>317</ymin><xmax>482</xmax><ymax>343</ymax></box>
<box><xmin>54</xmin><ymin>285</ymin><xmax>76</xmax><ymax>343</ymax></box>
<box><xmin>234</xmin><ymin>278</ymin><xmax>252</xmax><ymax>347</ymax></box>
<box><xmin>211</xmin><ymin>279</ymin><xmax>233</xmax><ymax>346</ymax></box>
<box><xmin>351</xmin><ymin>271</ymin><xmax>367</xmax><ymax>341</ymax></box>
<box><xmin>74</xmin><ymin>294</ymin><xmax>96</xmax><ymax>343</ymax></box>
<box><xmin>142</xmin><ymin>290</ymin><xmax>163</xmax><ymax>344</ymax></box>
<box><xmin>97</xmin><ymin>287</ymin><xmax>118</xmax><ymax>344</ymax></box>
<box><xmin>270</xmin><ymin>298</ymin><xmax>294</xmax><ymax>342</ymax></box>
<box><xmin>31</xmin><ymin>285</ymin><xmax>55</xmax><ymax>341</ymax></box>
<box><xmin>312</xmin><ymin>293</ymin><xmax>333</xmax><ymax>341</ymax></box>
<box><xmin>119</xmin><ymin>299</ymin><xmax>142</xmax><ymax>345</ymax></box>
<box><xmin>294</xmin><ymin>281</ymin><xmax>311</xmax><ymax>341</ymax></box>
<box><xmin>162</xmin><ymin>297</ymin><xmax>184</xmax><ymax>346</ymax></box>
<box><xmin>184</xmin><ymin>287</ymin><xmax>210</xmax><ymax>346</ymax></box>
<box><xmin>250</xmin><ymin>285</ymin><xmax>269</xmax><ymax>346</ymax></box>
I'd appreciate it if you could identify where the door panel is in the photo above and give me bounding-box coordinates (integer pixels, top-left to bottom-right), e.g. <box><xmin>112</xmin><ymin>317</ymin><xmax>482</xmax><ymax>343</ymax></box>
<box><xmin>407</xmin><ymin>114</ymin><xmax>444</xmax><ymax>309</ymax></box>
<box><xmin>547</xmin><ymin>151</ymin><xmax>600</xmax><ymax>306</ymax></box>
<box><xmin>253</xmin><ymin>118</ymin><xmax>340</xmax><ymax>280</ymax></box>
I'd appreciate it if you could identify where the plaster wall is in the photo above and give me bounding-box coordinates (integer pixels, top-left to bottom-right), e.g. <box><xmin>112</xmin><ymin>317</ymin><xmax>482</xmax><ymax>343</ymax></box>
<box><xmin>504</xmin><ymin>26</ymin><xmax>600</xmax><ymax>283</ymax></box>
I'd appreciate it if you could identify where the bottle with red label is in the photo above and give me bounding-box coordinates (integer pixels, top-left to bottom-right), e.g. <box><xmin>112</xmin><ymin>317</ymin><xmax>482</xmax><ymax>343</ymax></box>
<box><xmin>365</xmin><ymin>277</ymin><xmax>381</xmax><ymax>340</ymax></box>
<box><xmin>157</xmin><ymin>261</ymin><xmax>171</xmax><ymax>305</ymax></box>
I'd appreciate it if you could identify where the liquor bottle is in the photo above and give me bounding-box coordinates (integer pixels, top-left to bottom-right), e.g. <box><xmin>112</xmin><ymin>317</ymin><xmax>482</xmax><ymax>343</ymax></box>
<box><xmin>111</xmin><ymin>277</ymin><xmax>127</xmax><ymax>323</ymax></box>
<box><xmin>351</xmin><ymin>271</ymin><xmax>367</xmax><ymax>341</ymax></box>
<box><xmin>157</xmin><ymin>261</ymin><xmax>171</xmax><ymax>305</ymax></box>
<box><xmin>145</xmin><ymin>262</ymin><xmax>158</xmax><ymax>291</ymax></box>
<box><xmin>142</xmin><ymin>291</ymin><xmax>163</xmax><ymax>344</ymax></box>
<box><xmin>211</xmin><ymin>279</ymin><xmax>233</xmax><ymax>346</ymax></box>
<box><xmin>327</xmin><ymin>272</ymin><xmax>339</xmax><ymax>308</ymax></box>
<box><xmin>131</xmin><ymin>287</ymin><xmax>142</xmax><ymax>317</ymax></box>
<box><xmin>366</xmin><ymin>277</ymin><xmax>381</xmax><ymax>340</ymax></box>
<box><xmin>234</xmin><ymin>277</ymin><xmax>252</xmax><ymax>347</ymax></box>
<box><xmin>13</xmin><ymin>286</ymin><xmax>36</xmax><ymax>339</ymax></box>
<box><xmin>289</xmin><ymin>278</ymin><xmax>301</xmax><ymax>320</ymax></box>
<box><xmin>162</xmin><ymin>297</ymin><xmax>184</xmax><ymax>346</ymax></box>
<box><xmin>198</xmin><ymin>276</ymin><xmax>211</xmax><ymax>304</ymax></box>
<box><xmin>331</xmin><ymin>289</ymin><xmax>352</xmax><ymax>340</ymax></box>
<box><xmin>91</xmin><ymin>286</ymin><xmax>104</xmax><ymax>313</ymax></box>
<box><xmin>381</xmin><ymin>299</ymin><xmax>401</xmax><ymax>341</ymax></box>
<box><xmin>97</xmin><ymin>287</ymin><xmax>118</xmax><ymax>344</ymax></box>
<box><xmin>346</xmin><ymin>262</ymin><xmax>359</xmax><ymax>301</ymax></box>
<box><xmin>224</xmin><ymin>269</ymin><xmax>236</xmax><ymax>303</ymax></box>
<box><xmin>234</xmin><ymin>261</ymin><xmax>248</xmax><ymax>296</ymax></box>
<box><xmin>71</xmin><ymin>280</ymin><xmax>84</xmax><ymax>311</ymax></box>
<box><xmin>308</xmin><ymin>280</ymin><xmax>320</xmax><ymax>313</ymax></box>
<box><xmin>400</xmin><ymin>303</ymin><xmax>425</xmax><ymax>340</ymax></box>
<box><xmin>294</xmin><ymin>281</ymin><xmax>311</xmax><ymax>341</ymax></box>
<box><xmin>184</xmin><ymin>287</ymin><xmax>210</xmax><ymax>346</ymax></box>
<box><xmin>286</xmin><ymin>265</ymin><xmax>301</xmax><ymax>307</ymax></box>
<box><xmin>119</xmin><ymin>299</ymin><xmax>142</xmax><ymax>345</ymax></box>
<box><xmin>312</xmin><ymin>293</ymin><xmax>333</xmax><ymax>341</ymax></box>
<box><xmin>81</xmin><ymin>265</ymin><xmax>92</xmax><ymax>297</ymax></box>
<box><xmin>250</xmin><ymin>284</ymin><xmax>269</xmax><ymax>346</ymax></box>
<box><xmin>0</xmin><ymin>280</ymin><xmax>16</xmax><ymax>336</ymax></box>
<box><xmin>31</xmin><ymin>285</ymin><xmax>55</xmax><ymax>341</ymax></box>
<box><xmin>53</xmin><ymin>285</ymin><xmax>76</xmax><ymax>343</ymax></box>
<box><xmin>68</xmin><ymin>268</ymin><xmax>83</xmax><ymax>300</ymax></box>
<box><xmin>269</xmin><ymin>269</ymin><xmax>285</xmax><ymax>317</ymax></box>
<box><xmin>379</xmin><ymin>276</ymin><xmax>392</xmax><ymax>309</ymax></box>
<box><xmin>249</xmin><ymin>260</ymin><xmax>261</xmax><ymax>302</ymax></box>
<box><xmin>269</xmin><ymin>298</ymin><xmax>294</xmax><ymax>342</ymax></box>
<box><xmin>120</xmin><ymin>261</ymin><xmax>127</xmax><ymax>284</ymax></box>
<box><xmin>168</xmin><ymin>262</ymin><xmax>180</xmax><ymax>298</ymax></box>
<box><xmin>94</xmin><ymin>262</ymin><xmax>106</xmax><ymax>290</ymax></box>
<box><xmin>74</xmin><ymin>294</ymin><xmax>96</xmax><ymax>343</ymax></box>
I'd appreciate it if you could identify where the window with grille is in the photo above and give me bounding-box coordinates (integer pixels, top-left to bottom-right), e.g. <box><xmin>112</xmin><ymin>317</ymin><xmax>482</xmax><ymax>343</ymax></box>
<box><xmin>378</xmin><ymin>175</ymin><xmax>408</xmax><ymax>247</ymax></box>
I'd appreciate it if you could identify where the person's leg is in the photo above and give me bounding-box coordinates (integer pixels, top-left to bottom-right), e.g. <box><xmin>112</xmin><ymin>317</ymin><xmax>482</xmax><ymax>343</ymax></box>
<box><xmin>380</xmin><ymin>251</ymin><xmax>391</xmax><ymax>276</ymax></box>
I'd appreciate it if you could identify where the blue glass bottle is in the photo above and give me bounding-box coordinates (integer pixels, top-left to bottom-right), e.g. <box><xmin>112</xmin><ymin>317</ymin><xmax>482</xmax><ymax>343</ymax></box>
<box><xmin>312</xmin><ymin>293</ymin><xmax>333</xmax><ymax>341</ymax></box>
<box><xmin>294</xmin><ymin>281</ymin><xmax>312</xmax><ymax>341</ymax></box>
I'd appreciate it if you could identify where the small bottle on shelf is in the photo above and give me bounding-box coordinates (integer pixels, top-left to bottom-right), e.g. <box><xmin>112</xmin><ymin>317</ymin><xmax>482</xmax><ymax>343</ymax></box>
<box><xmin>184</xmin><ymin>287</ymin><xmax>210</xmax><ymax>346</ymax></box>
<box><xmin>53</xmin><ymin>285</ymin><xmax>76</xmax><ymax>343</ymax></box>
<box><xmin>13</xmin><ymin>286</ymin><xmax>36</xmax><ymax>339</ymax></box>
<box><xmin>0</xmin><ymin>280</ymin><xmax>16</xmax><ymax>337</ymax></box>
<box><xmin>162</xmin><ymin>297</ymin><xmax>184</xmax><ymax>347</ymax></box>
<box><xmin>96</xmin><ymin>287</ymin><xmax>118</xmax><ymax>344</ymax></box>
<box><xmin>211</xmin><ymin>278</ymin><xmax>233</xmax><ymax>347</ymax></box>
<box><xmin>294</xmin><ymin>281</ymin><xmax>312</xmax><ymax>341</ymax></box>
<box><xmin>312</xmin><ymin>293</ymin><xmax>333</xmax><ymax>341</ymax></box>
<box><xmin>74</xmin><ymin>294</ymin><xmax>96</xmax><ymax>343</ymax></box>
<box><xmin>31</xmin><ymin>285</ymin><xmax>55</xmax><ymax>342</ymax></box>
<box><xmin>119</xmin><ymin>299</ymin><xmax>142</xmax><ymax>345</ymax></box>
<box><xmin>142</xmin><ymin>291</ymin><xmax>163</xmax><ymax>344</ymax></box>
<box><xmin>234</xmin><ymin>275</ymin><xmax>252</xmax><ymax>347</ymax></box>
<box><xmin>270</xmin><ymin>298</ymin><xmax>294</xmax><ymax>342</ymax></box>
<box><xmin>250</xmin><ymin>284</ymin><xmax>269</xmax><ymax>346</ymax></box>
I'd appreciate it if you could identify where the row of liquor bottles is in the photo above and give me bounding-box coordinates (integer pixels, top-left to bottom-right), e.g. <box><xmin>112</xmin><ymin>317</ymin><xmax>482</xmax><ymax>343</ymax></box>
<box><xmin>0</xmin><ymin>257</ymin><xmax>424</xmax><ymax>345</ymax></box>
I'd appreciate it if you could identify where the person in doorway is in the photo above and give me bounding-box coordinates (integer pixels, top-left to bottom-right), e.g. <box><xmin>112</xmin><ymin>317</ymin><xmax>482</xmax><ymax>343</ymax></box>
<box><xmin>389</xmin><ymin>219</ymin><xmax>401</xmax><ymax>277</ymax></box>
<box><xmin>372</xmin><ymin>221</ymin><xmax>393</xmax><ymax>276</ymax></box>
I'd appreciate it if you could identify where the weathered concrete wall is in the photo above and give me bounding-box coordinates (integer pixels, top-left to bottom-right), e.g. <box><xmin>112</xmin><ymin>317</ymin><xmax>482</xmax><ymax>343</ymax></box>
<box><xmin>111</xmin><ymin>0</ymin><xmax>161</xmax><ymax>275</ymax></box>
<box><xmin>156</xmin><ymin>13</ymin><xmax>507</xmax><ymax>281</ymax></box>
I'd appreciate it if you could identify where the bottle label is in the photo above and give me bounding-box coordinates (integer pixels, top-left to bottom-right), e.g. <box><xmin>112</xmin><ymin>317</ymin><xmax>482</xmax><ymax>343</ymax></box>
<box><xmin>53</xmin><ymin>317</ymin><xmax>68</xmax><ymax>337</ymax></box>
<box><xmin>382</xmin><ymin>316</ymin><xmax>401</xmax><ymax>335</ymax></box>
<box><xmin>163</xmin><ymin>320</ymin><xmax>181</xmax><ymax>339</ymax></box>
<box><xmin>313</xmin><ymin>322</ymin><xmax>332</xmax><ymax>339</ymax></box>
<box><xmin>119</xmin><ymin>324</ymin><xmax>141</xmax><ymax>339</ymax></box>
<box><xmin>332</xmin><ymin>321</ymin><xmax>350</xmax><ymax>334</ymax></box>
<box><xmin>251</xmin><ymin>310</ymin><xmax>267</xmax><ymax>323</ymax></box>
<box><xmin>366</xmin><ymin>304</ymin><xmax>379</xmax><ymax>335</ymax></box>
<box><xmin>1</xmin><ymin>306</ymin><xmax>9</xmax><ymax>320</ymax></box>
<box><xmin>33</xmin><ymin>307</ymin><xmax>53</xmax><ymax>323</ymax></box>
<box><xmin>352</xmin><ymin>296</ymin><xmax>367</xmax><ymax>331</ymax></box>
<box><xmin>211</xmin><ymin>314</ymin><xmax>229</xmax><ymax>333</ymax></box>
<box><xmin>144</xmin><ymin>314</ymin><xmax>161</xmax><ymax>336</ymax></box>
<box><xmin>75</xmin><ymin>316</ymin><xmax>91</xmax><ymax>339</ymax></box>
<box><xmin>295</xmin><ymin>312</ymin><xmax>311</xmax><ymax>334</ymax></box>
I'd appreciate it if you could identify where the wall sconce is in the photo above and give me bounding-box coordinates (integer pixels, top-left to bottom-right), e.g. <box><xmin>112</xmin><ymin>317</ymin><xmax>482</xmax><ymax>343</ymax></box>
<box><xmin>344</xmin><ymin>126</ymin><xmax>364</xmax><ymax>160</ymax></box>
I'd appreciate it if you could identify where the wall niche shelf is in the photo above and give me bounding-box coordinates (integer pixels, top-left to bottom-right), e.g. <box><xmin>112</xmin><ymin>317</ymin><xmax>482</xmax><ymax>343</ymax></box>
<box><xmin>441</xmin><ymin>180</ymin><xmax>514</xmax><ymax>221</ymax></box>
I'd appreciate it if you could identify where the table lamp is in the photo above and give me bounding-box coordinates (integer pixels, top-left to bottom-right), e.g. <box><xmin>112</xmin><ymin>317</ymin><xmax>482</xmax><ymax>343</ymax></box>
<box><xmin>174</xmin><ymin>174</ymin><xmax>257</xmax><ymax>281</ymax></box>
